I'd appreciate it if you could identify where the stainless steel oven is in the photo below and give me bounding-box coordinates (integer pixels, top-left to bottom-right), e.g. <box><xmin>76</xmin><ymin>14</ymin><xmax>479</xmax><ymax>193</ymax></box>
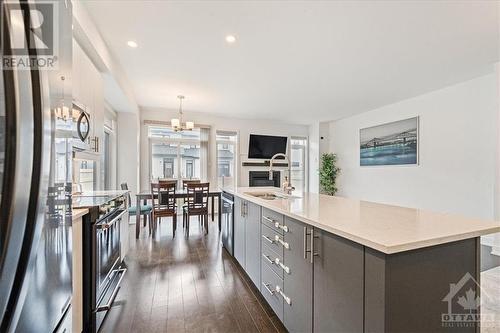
<box><xmin>82</xmin><ymin>195</ymin><xmax>127</xmax><ymax>332</ymax></box>
<box><xmin>95</xmin><ymin>208</ymin><xmax>124</xmax><ymax>298</ymax></box>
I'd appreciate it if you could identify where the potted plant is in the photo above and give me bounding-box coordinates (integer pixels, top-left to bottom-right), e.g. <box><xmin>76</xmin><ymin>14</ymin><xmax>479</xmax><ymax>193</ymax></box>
<box><xmin>319</xmin><ymin>153</ymin><xmax>341</xmax><ymax>195</ymax></box>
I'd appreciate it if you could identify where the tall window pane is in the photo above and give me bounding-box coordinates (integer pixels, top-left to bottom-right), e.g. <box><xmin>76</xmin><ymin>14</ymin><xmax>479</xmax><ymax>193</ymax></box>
<box><xmin>216</xmin><ymin>131</ymin><xmax>237</xmax><ymax>188</ymax></box>
<box><xmin>180</xmin><ymin>143</ymin><xmax>200</xmax><ymax>180</ymax></box>
<box><xmin>151</xmin><ymin>142</ymin><xmax>179</xmax><ymax>180</ymax></box>
<box><xmin>290</xmin><ymin>137</ymin><xmax>307</xmax><ymax>192</ymax></box>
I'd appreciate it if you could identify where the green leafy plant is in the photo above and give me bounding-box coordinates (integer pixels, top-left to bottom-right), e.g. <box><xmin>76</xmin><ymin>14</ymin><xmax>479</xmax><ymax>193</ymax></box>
<box><xmin>319</xmin><ymin>153</ymin><xmax>341</xmax><ymax>195</ymax></box>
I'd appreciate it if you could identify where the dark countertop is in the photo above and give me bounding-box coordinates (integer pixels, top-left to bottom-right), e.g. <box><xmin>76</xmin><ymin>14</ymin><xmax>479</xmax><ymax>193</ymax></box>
<box><xmin>72</xmin><ymin>190</ymin><xmax>129</xmax><ymax>208</ymax></box>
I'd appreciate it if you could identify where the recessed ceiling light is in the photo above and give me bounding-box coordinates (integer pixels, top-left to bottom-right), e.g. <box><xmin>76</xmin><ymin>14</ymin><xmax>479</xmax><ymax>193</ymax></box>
<box><xmin>225</xmin><ymin>35</ymin><xmax>236</xmax><ymax>44</ymax></box>
<box><xmin>127</xmin><ymin>40</ymin><xmax>138</xmax><ymax>48</ymax></box>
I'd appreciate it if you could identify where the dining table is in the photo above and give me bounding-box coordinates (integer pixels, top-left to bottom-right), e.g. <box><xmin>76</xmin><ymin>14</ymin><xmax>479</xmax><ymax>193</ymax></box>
<box><xmin>134</xmin><ymin>188</ymin><xmax>222</xmax><ymax>238</ymax></box>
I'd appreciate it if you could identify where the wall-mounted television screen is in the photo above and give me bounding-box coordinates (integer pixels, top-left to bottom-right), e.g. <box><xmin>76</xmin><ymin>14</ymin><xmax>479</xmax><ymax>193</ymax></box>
<box><xmin>248</xmin><ymin>134</ymin><xmax>287</xmax><ymax>159</ymax></box>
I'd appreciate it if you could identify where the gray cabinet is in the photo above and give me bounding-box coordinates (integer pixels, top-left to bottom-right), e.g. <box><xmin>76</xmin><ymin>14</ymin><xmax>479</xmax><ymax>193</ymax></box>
<box><xmin>245</xmin><ymin>201</ymin><xmax>261</xmax><ymax>287</ymax></box>
<box><xmin>313</xmin><ymin>228</ymin><xmax>364</xmax><ymax>333</ymax></box>
<box><xmin>282</xmin><ymin>217</ymin><xmax>313</xmax><ymax>333</ymax></box>
<box><xmin>234</xmin><ymin>197</ymin><xmax>245</xmax><ymax>268</ymax></box>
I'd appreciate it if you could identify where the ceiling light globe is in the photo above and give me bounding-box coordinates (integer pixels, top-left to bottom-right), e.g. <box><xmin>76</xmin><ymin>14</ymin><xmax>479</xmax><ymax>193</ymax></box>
<box><xmin>225</xmin><ymin>35</ymin><xmax>236</xmax><ymax>44</ymax></box>
<box><xmin>127</xmin><ymin>40</ymin><xmax>138</xmax><ymax>48</ymax></box>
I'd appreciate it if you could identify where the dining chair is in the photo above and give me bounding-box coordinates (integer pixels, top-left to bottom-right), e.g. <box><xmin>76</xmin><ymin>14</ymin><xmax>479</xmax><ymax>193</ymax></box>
<box><xmin>121</xmin><ymin>183</ymin><xmax>153</xmax><ymax>234</ymax></box>
<box><xmin>182</xmin><ymin>179</ymin><xmax>201</xmax><ymax>189</ymax></box>
<box><xmin>181</xmin><ymin>180</ymin><xmax>201</xmax><ymax>219</ymax></box>
<box><xmin>183</xmin><ymin>182</ymin><xmax>210</xmax><ymax>236</ymax></box>
<box><xmin>151</xmin><ymin>181</ymin><xmax>177</xmax><ymax>236</ymax></box>
<box><xmin>159</xmin><ymin>178</ymin><xmax>178</xmax><ymax>189</ymax></box>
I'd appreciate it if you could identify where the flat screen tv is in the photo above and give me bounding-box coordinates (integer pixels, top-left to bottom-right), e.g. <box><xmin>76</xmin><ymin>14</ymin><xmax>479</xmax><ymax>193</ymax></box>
<box><xmin>248</xmin><ymin>134</ymin><xmax>287</xmax><ymax>159</ymax></box>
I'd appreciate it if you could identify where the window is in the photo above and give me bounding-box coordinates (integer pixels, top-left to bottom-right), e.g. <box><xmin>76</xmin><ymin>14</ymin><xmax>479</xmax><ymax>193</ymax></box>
<box><xmin>74</xmin><ymin>159</ymin><xmax>96</xmax><ymax>192</ymax></box>
<box><xmin>216</xmin><ymin>130</ymin><xmax>238</xmax><ymax>188</ymax></box>
<box><xmin>163</xmin><ymin>158</ymin><xmax>174</xmax><ymax>178</ymax></box>
<box><xmin>290</xmin><ymin>137</ymin><xmax>307</xmax><ymax>192</ymax></box>
<box><xmin>104</xmin><ymin>131</ymin><xmax>111</xmax><ymax>189</ymax></box>
<box><xmin>103</xmin><ymin>108</ymin><xmax>117</xmax><ymax>190</ymax></box>
<box><xmin>148</xmin><ymin>125</ymin><xmax>207</xmax><ymax>186</ymax></box>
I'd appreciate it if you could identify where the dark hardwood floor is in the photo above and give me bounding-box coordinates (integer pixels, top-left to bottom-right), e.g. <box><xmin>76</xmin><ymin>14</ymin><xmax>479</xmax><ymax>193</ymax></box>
<box><xmin>100</xmin><ymin>216</ymin><xmax>287</xmax><ymax>333</ymax></box>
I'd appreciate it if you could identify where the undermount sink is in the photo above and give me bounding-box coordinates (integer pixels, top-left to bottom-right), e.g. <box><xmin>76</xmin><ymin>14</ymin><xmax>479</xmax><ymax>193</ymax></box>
<box><xmin>244</xmin><ymin>191</ymin><xmax>296</xmax><ymax>200</ymax></box>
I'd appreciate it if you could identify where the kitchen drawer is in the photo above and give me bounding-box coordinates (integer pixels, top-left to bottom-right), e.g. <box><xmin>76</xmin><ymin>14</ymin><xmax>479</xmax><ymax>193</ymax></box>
<box><xmin>261</xmin><ymin>261</ymin><xmax>284</xmax><ymax>321</ymax></box>
<box><xmin>262</xmin><ymin>242</ymin><xmax>285</xmax><ymax>280</ymax></box>
<box><xmin>261</xmin><ymin>224</ymin><xmax>285</xmax><ymax>257</ymax></box>
<box><xmin>262</xmin><ymin>208</ymin><xmax>286</xmax><ymax>235</ymax></box>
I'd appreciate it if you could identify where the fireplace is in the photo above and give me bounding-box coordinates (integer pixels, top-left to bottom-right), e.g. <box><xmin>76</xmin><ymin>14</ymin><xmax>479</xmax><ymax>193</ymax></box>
<box><xmin>249</xmin><ymin>171</ymin><xmax>280</xmax><ymax>187</ymax></box>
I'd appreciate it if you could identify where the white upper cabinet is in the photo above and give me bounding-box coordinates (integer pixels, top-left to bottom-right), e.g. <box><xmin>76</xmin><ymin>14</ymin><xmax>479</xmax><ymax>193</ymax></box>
<box><xmin>72</xmin><ymin>38</ymin><xmax>105</xmax><ymax>154</ymax></box>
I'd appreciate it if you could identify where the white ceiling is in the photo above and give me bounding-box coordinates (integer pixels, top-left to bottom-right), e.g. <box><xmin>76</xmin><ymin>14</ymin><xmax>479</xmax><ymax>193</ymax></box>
<box><xmin>83</xmin><ymin>0</ymin><xmax>498</xmax><ymax>124</ymax></box>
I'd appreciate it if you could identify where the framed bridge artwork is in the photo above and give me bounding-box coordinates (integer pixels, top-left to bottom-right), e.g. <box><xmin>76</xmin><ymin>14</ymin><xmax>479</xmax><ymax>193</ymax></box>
<box><xmin>360</xmin><ymin>116</ymin><xmax>419</xmax><ymax>166</ymax></box>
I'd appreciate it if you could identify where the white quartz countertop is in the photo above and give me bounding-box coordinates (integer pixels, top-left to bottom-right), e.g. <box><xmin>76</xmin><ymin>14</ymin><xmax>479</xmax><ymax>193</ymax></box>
<box><xmin>223</xmin><ymin>187</ymin><xmax>500</xmax><ymax>254</ymax></box>
<box><xmin>73</xmin><ymin>190</ymin><xmax>129</xmax><ymax>197</ymax></box>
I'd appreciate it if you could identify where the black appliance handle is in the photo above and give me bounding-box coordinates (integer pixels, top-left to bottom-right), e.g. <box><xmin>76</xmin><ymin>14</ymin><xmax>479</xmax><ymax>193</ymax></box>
<box><xmin>0</xmin><ymin>1</ymin><xmax>52</xmax><ymax>331</ymax></box>
<box><xmin>222</xmin><ymin>196</ymin><xmax>234</xmax><ymax>206</ymax></box>
<box><xmin>76</xmin><ymin>110</ymin><xmax>90</xmax><ymax>142</ymax></box>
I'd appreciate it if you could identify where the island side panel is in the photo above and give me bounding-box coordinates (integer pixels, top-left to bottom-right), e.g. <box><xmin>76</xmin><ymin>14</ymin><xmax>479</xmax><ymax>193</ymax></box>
<box><xmin>365</xmin><ymin>238</ymin><xmax>479</xmax><ymax>333</ymax></box>
<box><xmin>364</xmin><ymin>248</ymin><xmax>386</xmax><ymax>333</ymax></box>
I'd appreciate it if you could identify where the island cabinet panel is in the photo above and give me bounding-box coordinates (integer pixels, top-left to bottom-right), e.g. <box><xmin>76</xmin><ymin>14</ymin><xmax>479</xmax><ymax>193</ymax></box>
<box><xmin>234</xmin><ymin>197</ymin><xmax>246</xmax><ymax>268</ymax></box>
<box><xmin>364</xmin><ymin>238</ymin><xmax>479</xmax><ymax>333</ymax></box>
<box><xmin>283</xmin><ymin>217</ymin><xmax>313</xmax><ymax>333</ymax></box>
<box><xmin>261</xmin><ymin>223</ymin><xmax>285</xmax><ymax>257</ymax></box>
<box><xmin>313</xmin><ymin>228</ymin><xmax>364</xmax><ymax>333</ymax></box>
<box><xmin>262</xmin><ymin>242</ymin><xmax>284</xmax><ymax>279</ymax></box>
<box><xmin>261</xmin><ymin>260</ymin><xmax>284</xmax><ymax>321</ymax></box>
<box><xmin>262</xmin><ymin>207</ymin><xmax>285</xmax><ymax>235</ymax></box>
<box><xmin>245</xmin><ymin>201</ymin><xmax>261</xmax><ymax>288</ymax></box>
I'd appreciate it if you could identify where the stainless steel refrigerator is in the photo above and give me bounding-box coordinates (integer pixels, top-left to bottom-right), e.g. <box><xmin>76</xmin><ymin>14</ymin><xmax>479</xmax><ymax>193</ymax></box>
<box><xmin>0</xmin><ymin>1</ymin><xmax>73</xmax><ymax>332</ymax></box>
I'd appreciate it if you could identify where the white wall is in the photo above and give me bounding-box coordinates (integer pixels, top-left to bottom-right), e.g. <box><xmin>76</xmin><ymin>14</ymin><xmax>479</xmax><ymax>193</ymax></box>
<box><xmin>140</xmin><ymin>108</ymin><xmax>308</xmax><ymax>191</ymax></box>
<box><xmin>117</xmin><ymin>112</ymin><xmax>141</xmax><ymax>202</ymax></box>
<box><xmin>329</xmin><ymin>73</ymin><xmax>497</xmax><ymax>220</ymax></box>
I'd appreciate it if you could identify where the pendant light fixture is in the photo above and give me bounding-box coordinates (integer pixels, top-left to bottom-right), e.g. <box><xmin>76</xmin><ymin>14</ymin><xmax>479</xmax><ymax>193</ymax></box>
<box><xmin>171</xmin><ymin>95</ymin><xmax>194</xmax><ymax>132</ymax></box>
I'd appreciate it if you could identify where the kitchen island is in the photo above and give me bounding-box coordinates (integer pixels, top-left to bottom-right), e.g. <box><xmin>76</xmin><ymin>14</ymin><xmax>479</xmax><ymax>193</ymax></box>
<box><xmin>223</xmin><ymin>186</ymin><xmax>500</xmax><ymax>333</ymax></box>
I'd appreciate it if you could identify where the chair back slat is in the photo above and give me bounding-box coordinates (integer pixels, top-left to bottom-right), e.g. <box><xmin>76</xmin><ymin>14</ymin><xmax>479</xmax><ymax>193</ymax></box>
<box><xmin>159</xmin><ymin>179</ymin><xmax>178</xmax><ymax>189</ymax></box>
<box><xmin>182</xmin><ymin>179</ymin><xmax>201</xmax><ymax>190</ymax></box>
<box><xmin>186</xmin><ymin>182</ymin><xmax>209</xmax><ymax>210</ymax></box>
<box><xmin>151</xmin><ymin>182</ymin><xmax>176</xmax><ymax>211</ymax></box>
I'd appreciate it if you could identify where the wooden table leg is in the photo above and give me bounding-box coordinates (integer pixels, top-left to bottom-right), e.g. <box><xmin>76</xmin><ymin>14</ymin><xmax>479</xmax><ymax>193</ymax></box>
<box><xmin>136</xmin><ymin>195</ymin><xmax>140</xmax><ymax>239</ymax></box>
<box><xmin>211</xmin><ymin>195</ymin><xmax>215</xmax><ymax>221</ymax></box>
<box><xmin>218</xmin><ymin>194</ymin><xmax>222</xmax><ymax>231</ymax></box>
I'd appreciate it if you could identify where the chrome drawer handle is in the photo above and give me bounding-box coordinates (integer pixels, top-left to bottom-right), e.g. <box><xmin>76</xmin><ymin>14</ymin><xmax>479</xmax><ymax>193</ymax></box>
<box><xmin>262</xmin><ymin>216</ymin><xmax>274</xmax><ymax>223</ymax></box>
<box><xmin>262</xmin><ymin>254</ymin><xmax>274</xmax><ymax>265</ymax></box>
<box><xmin>262</xmin><ymin>235</ymin><xmax>274</xmax><ymax>244</ymax></box>
<box><xmin>274</xmin><ymin>235</ymin><xmax>289</xmax><ymax>249</ymax></box>
<box><xmin>275</xmin><ymin>285</ymin><xmax>291</xmax><ymax>305</ymax></box>
<box><xmin>274</xmin><ymin>258</ymin><xmax>290</xmax><ymax>274</ymax></box>
<box><xmin>274</xmin><ymin>222</ymin><xmax>289</xmax><ymax>233</ymax></box>
<box><xmin>263</xmin><ymin>216</ymin><xmax>288</xmax><ymax>232</ymax></box>
<box><xmin>262</xmin><ymin>283</ymin><xmax>275</xmax><ymax>295</ymax></box>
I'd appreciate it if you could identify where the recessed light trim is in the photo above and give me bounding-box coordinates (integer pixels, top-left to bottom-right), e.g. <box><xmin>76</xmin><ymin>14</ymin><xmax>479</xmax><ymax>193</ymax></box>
<box><xmin>127</xmin><ymin>40</ymin><xmax>138</xmax><ymax>48</ymax></box>
<box><xmin>225</xmin><ymin>35</ymin><xmax>236</xmax><ymax>44</ymax></box>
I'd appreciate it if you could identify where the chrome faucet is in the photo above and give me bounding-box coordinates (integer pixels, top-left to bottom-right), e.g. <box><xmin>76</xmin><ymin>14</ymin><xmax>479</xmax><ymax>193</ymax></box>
<box><xmin>269</xmin><ymin>153</ymin><xmax>295</xmax><ymax>195</ymax></box>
